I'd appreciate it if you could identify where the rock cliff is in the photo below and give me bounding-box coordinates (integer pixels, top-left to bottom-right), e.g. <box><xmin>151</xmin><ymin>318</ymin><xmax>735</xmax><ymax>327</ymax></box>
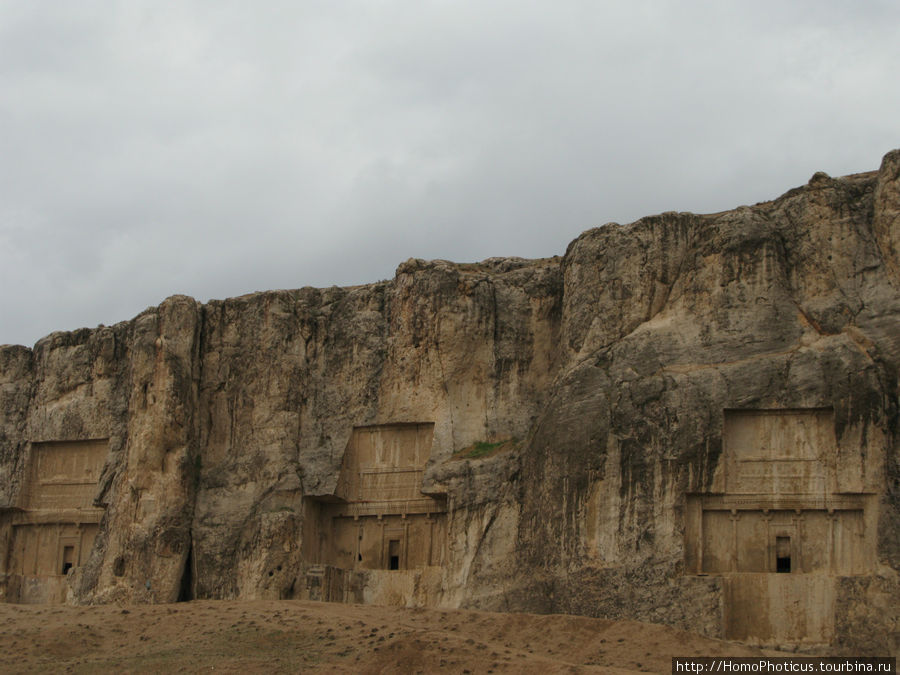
<box><xmin>2</xmin><ymin>150</ymin><xmax>899</xmax><ymax>655</ymax></box>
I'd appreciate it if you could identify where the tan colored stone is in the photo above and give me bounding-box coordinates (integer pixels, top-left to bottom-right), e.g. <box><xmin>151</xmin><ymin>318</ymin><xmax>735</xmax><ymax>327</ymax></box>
<box><xmin>1</xmin><ymin>151</ymin><xmax>899</xmax><ymax>656</ymax></box>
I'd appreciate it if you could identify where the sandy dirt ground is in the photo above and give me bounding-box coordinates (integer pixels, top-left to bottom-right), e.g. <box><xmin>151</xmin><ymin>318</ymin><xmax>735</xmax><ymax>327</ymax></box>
<box><xmin>0</xmin><ymin>599</ymin><xmax>782</xmax><ymax>674</ymax></box>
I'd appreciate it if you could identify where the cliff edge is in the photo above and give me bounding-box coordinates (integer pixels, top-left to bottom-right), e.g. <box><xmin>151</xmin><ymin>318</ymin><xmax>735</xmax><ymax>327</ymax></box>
<box><xmin>2</xmin><ymin>151</ymin><xmax>899</xmax><ymax>655</ymax></box>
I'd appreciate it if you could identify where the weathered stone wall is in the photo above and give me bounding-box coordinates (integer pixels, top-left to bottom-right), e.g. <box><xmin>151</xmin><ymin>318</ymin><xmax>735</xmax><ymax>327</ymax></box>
<box><xmin>510</xmin><ymin>153</ymin><xmax>900</xmax><ymax>654</ymax></box>
<box><xmin>0</xmin><ymin>345</ymin><xmax>33</xmax><ymax>508</ymax></box>
<box><xmin>0</xmin><ymin>150</ymin><xmax>898</xmax><ymax>655</ymax></box>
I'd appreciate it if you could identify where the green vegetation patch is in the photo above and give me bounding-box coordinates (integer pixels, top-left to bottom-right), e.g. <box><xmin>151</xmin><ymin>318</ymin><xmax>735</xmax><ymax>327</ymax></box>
<box><xmin>452</xmin><ymin>439</ymin><xmax>515</xmax><ymax>461</ymax></box>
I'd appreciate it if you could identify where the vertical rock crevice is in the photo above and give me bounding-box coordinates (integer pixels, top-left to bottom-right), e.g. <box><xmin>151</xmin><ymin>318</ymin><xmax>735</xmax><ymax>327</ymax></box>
<box><xmin>0</xmin><ymin>150</ymin><xmax>897</xmax><ymax>654</ymax></box>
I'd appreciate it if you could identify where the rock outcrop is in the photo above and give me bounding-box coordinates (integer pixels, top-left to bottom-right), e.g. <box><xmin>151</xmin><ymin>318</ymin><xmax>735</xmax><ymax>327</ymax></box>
<box><xmin>2</xmin><ymin>151</ymin><xmax>899</xmax><ymax>655</ymax></box>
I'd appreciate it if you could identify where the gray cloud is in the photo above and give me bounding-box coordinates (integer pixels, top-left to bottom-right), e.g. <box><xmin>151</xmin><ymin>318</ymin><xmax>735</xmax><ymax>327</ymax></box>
<box><xmin>1</xmin><ymin>1</ymin><xmax>898</xmax><ymax>346</ymax></box>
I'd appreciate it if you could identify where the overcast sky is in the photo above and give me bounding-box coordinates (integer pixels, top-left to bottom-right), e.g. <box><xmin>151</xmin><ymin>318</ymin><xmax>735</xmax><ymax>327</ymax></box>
<box><xmin>1</xmin><ymin>2</ymin><xmax>898</xmax><ymax>347</ymax></box>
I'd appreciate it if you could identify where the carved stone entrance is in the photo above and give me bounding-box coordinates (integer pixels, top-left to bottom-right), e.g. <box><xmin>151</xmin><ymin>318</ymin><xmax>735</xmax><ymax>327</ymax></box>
<box><xmin>0</xmin><ymin>439</ymin><xmax>108</xmax><ymax>603</ymax></box>
<box><xmin>684</xmin><ymin>410</ymin><xmax>875</xmax><ymax>644</ymax></box>
<box><xmin>302</xmin><ymin>423</ymin><xmax>447</xmax><ymax>604</ymax></box>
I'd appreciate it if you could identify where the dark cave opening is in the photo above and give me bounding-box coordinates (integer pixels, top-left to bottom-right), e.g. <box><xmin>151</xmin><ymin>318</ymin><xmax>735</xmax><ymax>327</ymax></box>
<box><xmin>178</xmin><ymin>542</ymin><xmax>194</xmax><ymax>602</ymax></box>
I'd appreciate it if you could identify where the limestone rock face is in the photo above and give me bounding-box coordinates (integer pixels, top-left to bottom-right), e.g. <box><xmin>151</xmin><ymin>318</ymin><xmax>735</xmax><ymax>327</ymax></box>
<box><xmin>1</xmin><ymin>151</ymin><xmax>899</xmax><ymax>655</ymax></box>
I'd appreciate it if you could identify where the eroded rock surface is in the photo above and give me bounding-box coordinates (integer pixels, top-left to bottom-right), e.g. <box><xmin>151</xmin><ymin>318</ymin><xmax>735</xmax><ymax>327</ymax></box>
<box><xmin>1</xmin><ymin>151</ymin><xmax>899</xmax><ymax>655</ymax></box>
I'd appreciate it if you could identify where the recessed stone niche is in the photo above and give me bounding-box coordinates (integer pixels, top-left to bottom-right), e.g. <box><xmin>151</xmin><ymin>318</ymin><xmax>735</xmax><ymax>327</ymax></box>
<box><xmin>0</xmin><ymin>439</ymin><xmax>108</xmax><ymax>603</ymax></box>
<box><xmin>303</xmin><ymin>423</ymin><xmax>447</xmax><ymax>574</ymax></box>
<box><xmin>684</xmin><ymin>410</ymin><xmax>875</xmax><ymax>644</ymax></box>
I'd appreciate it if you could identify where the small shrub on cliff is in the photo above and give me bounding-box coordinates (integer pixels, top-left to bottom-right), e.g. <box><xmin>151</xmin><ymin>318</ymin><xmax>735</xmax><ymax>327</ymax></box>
<box><xmin>452</xmin><ymin>439</ymin><xmax>516</xmax><ymax>460</ymax></box>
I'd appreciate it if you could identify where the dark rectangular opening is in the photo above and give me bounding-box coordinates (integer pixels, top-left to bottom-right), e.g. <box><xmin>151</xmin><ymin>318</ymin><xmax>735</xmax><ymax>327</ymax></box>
<box><xmin>177</xmin><ymin>542</ymin><xmax>193</xmax><ymax>602</ymax></box>
<box><xmin>776</xmin><ymin>536</ymin><xmax>791</xmax><ymax>573</ymax></box>
<box><xmin>61</xmin><ymin>545</ymin><xmax>75</xmax><ymax>575</ymax></box>
<box><xmin>388</xmin><ymin>539</ymin><xmax>400</xmax><ymax>570</ymax></box>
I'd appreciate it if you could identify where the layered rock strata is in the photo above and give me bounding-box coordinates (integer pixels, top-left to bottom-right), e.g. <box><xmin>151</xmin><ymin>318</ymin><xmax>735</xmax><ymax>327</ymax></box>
<box><xmin>2</xmin><ymin>151</ymin><xmax>899</xmax><ymax>655</ymax></box>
